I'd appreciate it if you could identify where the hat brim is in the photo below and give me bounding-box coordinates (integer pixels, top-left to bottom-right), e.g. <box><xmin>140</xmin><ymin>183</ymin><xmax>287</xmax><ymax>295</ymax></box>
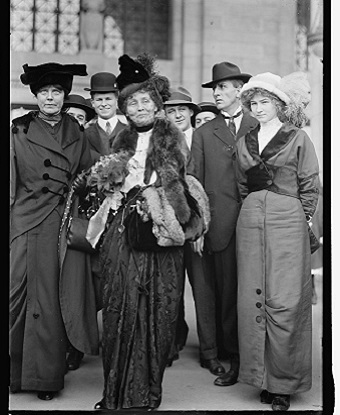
<box><xmin>202</xmin><ymin>73</ymin><xmax>252</xmax><ymax>88</ymax></box>
<box><xmin>198</xmin><ymin>105</ymin><xmax>219</xmax><ymax>115</ymax></box>
<box><xmin>63</xmin><ymin>102</ymin><xmax>96</xmax><ymax>120</ymax></box>
<box><xmin>84</xmin><ymin>87</ymin><xmax>118</xmax><ymax>92</ymax></box>
<box><xmin>240</xmin><ymin>81</ymin><xmax>290</xmax><ymax>104</ymax></box>
<box><xmin>164</xmin><ymin>100</ymin><xmax>201</xmax><ymax>114</ymax></box>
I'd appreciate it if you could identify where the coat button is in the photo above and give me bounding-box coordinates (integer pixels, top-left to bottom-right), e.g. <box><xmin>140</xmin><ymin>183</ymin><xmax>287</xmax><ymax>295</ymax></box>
<box><xmin>267</xmin><ymin>180</ymin><xmax>273</xmax><ymax>185</ymax></box>
<box><xmin>232</xmin><ymin>153</ymin><xmax>236</xmax><ymax>160</ymax></box>
<box><xmin>256</xmin><ymin>289</ymin><xmax>262</xmax><ymax>295</ymax></box>
<box><xmin>259</xmin><ymin>164</ymin><xmax>264</xmax><ymax>170</ymax></box>
<box><xmin>256</xmin><ymin>316</ymin><xmax>262</xmax><ymax>323</ymax></box>
<box><xmin>33</xmin><ymin>313</ymin><xmax>39</xmax><ymax>319</ymax></box>
<box><xmin>256</xmin><ymin>302</ymin><xmax>262</xmax><ymax>308</ymax></box>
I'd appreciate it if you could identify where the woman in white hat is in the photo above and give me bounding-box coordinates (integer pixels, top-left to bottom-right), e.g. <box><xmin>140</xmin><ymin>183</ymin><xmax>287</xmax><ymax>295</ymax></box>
<box><xmin>235</xmin><ymin>72</ymin><xmax>320</xmax><ymax>411</ymax></box>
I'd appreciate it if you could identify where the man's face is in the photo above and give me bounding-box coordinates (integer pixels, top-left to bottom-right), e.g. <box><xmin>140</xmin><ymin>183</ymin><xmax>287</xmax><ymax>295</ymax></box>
<box><xmin>165</xmin><ymin>105</ymin><xmax>194</xmax><ymax>132</ymax></box>
<box><xmin>195</xmin><ymin>111</ymin><xmax>216</xmax><ymax>128</ymax></box>
<box><xmin>66</xmin><ymin>107</ymin><xmax>87</xmax><ymax>126</ymax></box>
<box><xmin>91</xmin><ymin>92</ymin><xmax>117</xmax><ymax>119</ymax></box>
<box><xmin>212</xmin><ymin>80</ymin><xmax>241</xmax><ymax>112</ymax></box>
<box><xmin>35</xmin><ymin>85</ymin><xmax>65</xmax><ymax>115</ymax></box>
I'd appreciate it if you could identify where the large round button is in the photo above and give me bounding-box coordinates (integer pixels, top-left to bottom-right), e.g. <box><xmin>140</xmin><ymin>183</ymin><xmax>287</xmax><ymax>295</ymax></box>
<box><xmin>256</xmin><ymin>289</ymin><xmax>262</xmax><ymax>295</ymax></box>
<box><xmin>33</xmin><ymin>313</ymin><xmax>40</xmax><ymax>319</ymax></box>
<box><xmin>267</xmin><ymin>180</ymin><xmax>273</xmax><ymax>185</ymax></box>
<box><xmin>256</xmin><ymin>302</ymin><xmax>262</xmax><ymax>308</ymax></box>
<box><xmin>256</xmin><ymin>316</ymin><xmax>262</xmax><ymax>323</ymax></box>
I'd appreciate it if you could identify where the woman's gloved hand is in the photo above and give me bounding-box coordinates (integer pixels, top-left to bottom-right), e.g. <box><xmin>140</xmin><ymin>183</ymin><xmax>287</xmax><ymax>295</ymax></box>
<box><xmin>72</xmin><ymin>172</ymin><xmax>88</xmax><ymax>195</ymax></box>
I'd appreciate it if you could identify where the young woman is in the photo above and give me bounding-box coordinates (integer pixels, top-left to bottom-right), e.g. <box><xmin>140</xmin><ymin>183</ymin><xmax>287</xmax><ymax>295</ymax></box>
<box><xmin>235</xmin><ymin>72</ymin><xmax>320</xmax><ymax>411</ymax></box>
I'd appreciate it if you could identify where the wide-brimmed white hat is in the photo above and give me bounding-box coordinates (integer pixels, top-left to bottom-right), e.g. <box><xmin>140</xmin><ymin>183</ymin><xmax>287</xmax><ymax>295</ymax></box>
<box><xmin>240</xmin><ymin>72</ymin><xmax>290</xmax><ymax>104</ymax></box>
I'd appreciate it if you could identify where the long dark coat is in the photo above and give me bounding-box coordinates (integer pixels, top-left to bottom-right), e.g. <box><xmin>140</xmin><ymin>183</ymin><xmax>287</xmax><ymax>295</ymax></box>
<box><xmin>10</xmin><ymin>112</ymin><xmax>95</xmax><ymax>392</ymax></box>
<box><xmin>190</xmin><ymin>112</ymin><xmax>259</xmax><ymax>252</ymax></box>
<box><xmin>235</xmin><ymin>123</ymin><xmax>320</xmax><ymax>394</ymax></box>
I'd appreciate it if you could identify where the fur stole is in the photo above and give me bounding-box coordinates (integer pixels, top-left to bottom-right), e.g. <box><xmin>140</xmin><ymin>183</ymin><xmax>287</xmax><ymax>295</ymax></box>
<box><xmin>112</xmin><ymin>117</ymin><xmax>191</xmax><ymax>224</ymax></box>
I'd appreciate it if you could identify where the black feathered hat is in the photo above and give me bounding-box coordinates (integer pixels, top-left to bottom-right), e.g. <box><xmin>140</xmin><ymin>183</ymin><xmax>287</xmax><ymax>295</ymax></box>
<box><xmin>116</xmin><ymin>54</ymin><xmax>171</xmax><ymax>114</ymax></box>
<box><xmin>20</xmin><ymin>62</ymin><xmax>88</xmax><ymax>95</ymax></box>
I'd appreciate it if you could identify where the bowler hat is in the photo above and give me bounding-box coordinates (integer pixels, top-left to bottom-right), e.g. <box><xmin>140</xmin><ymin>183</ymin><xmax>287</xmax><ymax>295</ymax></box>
<box><xmin>84</xmin><ymin>72</ymin><xmax>118</xmax><ymax>93</ymax></box>
<box><xmin>202</xmin><ymin>62</ymin><xmax>251</xmax><ymax>88</ymax></box>
<box><xmin>197</xmin><ymin>101</ymin><xmax>219</xmax><ymax>115</ymax></box>
<box><xmin>63</xmin><ymin>94</ymin><xmax>96</xmax><ymax>120</ymax></box>
<box><xmin>164</xmin><ymin>86</ymin><xmax>201</xmax><ymax>114</ymax></box>
<box><xmin>20</xmin><ymin>62</ymin><xmax>87</xmax><ymax>95</ymax></box>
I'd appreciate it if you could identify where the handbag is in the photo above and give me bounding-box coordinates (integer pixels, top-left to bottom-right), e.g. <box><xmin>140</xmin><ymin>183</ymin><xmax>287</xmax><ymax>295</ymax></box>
<box><xmin>66</xmin><ymin>191</ymin><xmax>98</xmax><ymax>255</ymax></box>
<box><xmin>124</xmin><ymin>208</ymin><xmax>165</xmax><ymax>252</ymax></box>
<box><xmin>308</xmin><ymin>224</ymin><xmax>320</xmax><ymax>255</ymax></box>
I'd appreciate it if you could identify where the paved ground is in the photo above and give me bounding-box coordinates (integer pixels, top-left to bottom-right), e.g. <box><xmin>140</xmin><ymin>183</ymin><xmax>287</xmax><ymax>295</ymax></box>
<box><xmin>9</xmin><ymin>276</ymin><xmax>323</xmax><ymax>413</ymax></box>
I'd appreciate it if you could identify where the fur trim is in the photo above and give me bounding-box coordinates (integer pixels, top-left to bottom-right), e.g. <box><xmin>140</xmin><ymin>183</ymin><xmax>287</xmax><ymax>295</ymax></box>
<box><xmin>142</xmin><ymin>187</ymin><xmax>185</xmax><ymax>247</ymax></box>
<box><xmin>112</xmin><ymin>117</ymin><xmax>191</xmax><ymax>224</ymax></box>
<box><xmin>185</xmin><ymin>175</ymin><xmax>211</xmax><ymax>233</ymax></box>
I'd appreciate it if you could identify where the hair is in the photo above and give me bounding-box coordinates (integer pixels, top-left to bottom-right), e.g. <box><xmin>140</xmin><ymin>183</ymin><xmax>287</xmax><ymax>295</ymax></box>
<box><xmin>118</xmin><ymin>77</ymin><xmax>170</xmax><ymax>115</ymax></box>
<box><xmin>241</xmin><ymin>87</ymin><xmax>308</xmax><ymax>128</ymax></box>
<box><xmin>240</xmin><ymin>87</ymin><xmax>287</xmax><ymax>122</ymax></box>
<box><xmin>231</xmin><ymin>79</ymin><xmax>245</xmax><ymax>88</ymax></box>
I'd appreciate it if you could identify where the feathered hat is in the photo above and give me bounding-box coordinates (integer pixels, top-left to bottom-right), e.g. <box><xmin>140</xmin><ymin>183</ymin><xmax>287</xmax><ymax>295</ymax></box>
<box><xmin>115</xmin><ymin>53</ymin><xmax>171</xmax><ymax>114</ymax></box>
<box><xmin>240</xmin><ymin>71</ymin><xmax>311</xmax><ymax>128</ymax></box>
<box><xmin>20</xmin><ymin>62</ymin><xmax>87</xmax><ymax>95</ymax></box>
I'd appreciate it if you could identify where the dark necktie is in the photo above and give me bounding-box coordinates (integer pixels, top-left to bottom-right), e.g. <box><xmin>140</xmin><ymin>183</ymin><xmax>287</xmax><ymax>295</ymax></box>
<box><xmin>223</xmin><ymin>110</ymin><xmax>242</xmax><ymax>137</ymax></box>
<box><xmin>105</xmin><ymin>121</ymin><xmax>112</xmax><ymax>136</ymax></box>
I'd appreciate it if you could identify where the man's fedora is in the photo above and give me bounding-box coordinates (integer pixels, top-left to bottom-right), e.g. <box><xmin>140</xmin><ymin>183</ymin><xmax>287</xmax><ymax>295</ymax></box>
<box><xmin>202</xmin><ymin>62</ymin><xmax>252</xmax><ymax>88</ymax></box>
<box><xmin>63</xmin><ymin>94</ymin><xmax>96</xmax><ymax>120</ymax></box>
<box><xmin>164</xmin><ymin>86</ymin><xmax>201</xmax><ymax>114</ymax></box>
<box><xmin>84</xmin><ymin>72</ymin><xmax>118</xmax><ymax>93</ymax></box>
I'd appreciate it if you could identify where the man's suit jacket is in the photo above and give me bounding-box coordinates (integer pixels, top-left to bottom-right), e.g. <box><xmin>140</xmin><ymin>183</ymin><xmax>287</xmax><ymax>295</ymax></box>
<box><xmin>85</xmin><ymin>119</ymin><xmax>127</xmax><ymax>162</ymax></box>
<box><xmin>190</xmin><ymin>112</ymin><xmax>259</xmax><ymax>252</ymax></box>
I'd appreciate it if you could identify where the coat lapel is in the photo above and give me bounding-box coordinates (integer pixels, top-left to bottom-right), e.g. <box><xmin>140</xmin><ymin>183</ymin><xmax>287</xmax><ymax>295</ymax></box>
<box><xmin>26</xmin><ymin>115</ymin><xmax>77</xmax><ymax>159</ymax></box>
<box><xmin>213</xmin><ymin>113</ymin><xmax>235</xmax><ymax>147</ymax></box>
<box><xmin>261</xmin><ymin>124</ymin><xmax>298</xmax><ymax>161</ymax></box>
<box><xmin>237</xmin><ymin>112</ymin><xmax>259</xmax><ymax>141</ymax></box>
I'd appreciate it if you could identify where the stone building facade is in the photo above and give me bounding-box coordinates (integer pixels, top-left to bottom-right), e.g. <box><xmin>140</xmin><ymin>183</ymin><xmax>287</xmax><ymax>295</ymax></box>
<box><xmin>10</xmin><ymin>0</ymin><xmax>323</xmax><ymax>179</ymax></box>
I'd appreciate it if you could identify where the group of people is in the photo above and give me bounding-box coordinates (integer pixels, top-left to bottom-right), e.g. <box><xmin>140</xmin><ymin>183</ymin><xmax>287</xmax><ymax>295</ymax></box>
<box><xmin>10</xmin><ymin>53</ymin><xmax>320</xmax><ymax>412</ymax></box>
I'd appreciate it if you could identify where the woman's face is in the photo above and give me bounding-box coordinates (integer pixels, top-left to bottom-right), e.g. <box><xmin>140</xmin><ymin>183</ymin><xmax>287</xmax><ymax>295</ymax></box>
<box><xmin>35</xmin><ymin>85</ymin><xmax>65</xmax><ymax>115</ymax></box>
<box><xmin>125</xmin><ymin>91</ymin><xmax>158</xmax><ymax>127</ymax></box>
<box><xmin>250</xmin><ymin>93</ymin><xmax>278</xmax><ymax>124</ymax></box>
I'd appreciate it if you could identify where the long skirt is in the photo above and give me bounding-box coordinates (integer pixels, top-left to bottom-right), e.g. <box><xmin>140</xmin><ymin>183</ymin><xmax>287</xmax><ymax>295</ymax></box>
<box><xmin>10</xmin><ymin>209</ymin><xmax>68</xmax><ymax>392</ymax></box>
<box><xmin>99</xmin><ymin>208</ymin><xmax>184</xmax><ymax>410</ymax></box>
<box><xmin>236</xmin><ymin>190</ymin><xmax>312</xmax><ymax>395</ymax></box>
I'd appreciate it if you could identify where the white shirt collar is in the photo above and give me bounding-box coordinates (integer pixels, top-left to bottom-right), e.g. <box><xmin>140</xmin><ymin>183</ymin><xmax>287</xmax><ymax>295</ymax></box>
<box><xmin>98</xmin><ymin>115</ymin><xmax>118</xmax><ymax>131</ymax></box>
<box><xmin>184</xmin><ymin>127</ymin><xmax>193</xmax><ymax>150</ymax></box>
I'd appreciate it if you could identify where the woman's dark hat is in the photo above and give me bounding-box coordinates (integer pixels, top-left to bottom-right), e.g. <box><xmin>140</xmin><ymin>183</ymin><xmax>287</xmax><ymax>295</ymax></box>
<box><xmin>197</xmin><ymin>101</ymin><xmax>219</xmax><ymax>115</ymax></box>
<box><xmin>164</xmin><ymin>86</ymin><xmax>201</xmax><ymax>115</ymax></box>
<box><xmin>116</xmin><ymin>53</ymin><xmax>171</xmax><ymax>114</ymax></box>
<box><xmin>202</xmin><ymin>62</ymin><xmax>252</xmax><ymax>88</ymax></box>
<box><xmin>20</xmin><ymin>62</ymin><xmax>87</xmax><ymax>95</ymax></box>
<box><xmin>63</xmin><ymin>94</ymin><xmax>96</xmax><ymax>120</ymax></box>
<box><xmin>84</xmin><ymin>72</ymin><xmax>118</xmax><ymax>93</ymax></box>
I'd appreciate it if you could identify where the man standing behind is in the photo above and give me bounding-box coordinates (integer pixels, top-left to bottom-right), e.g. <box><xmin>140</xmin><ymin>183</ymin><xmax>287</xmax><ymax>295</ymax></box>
<box><xmin>164</xmin><ymin>87</ymin><xmax>224</xmax><ymax>377</ymax></box>
<box><xmin>84</xmin><ymin>72</ymin><xmax>126</xmax><ymax>161</ymax></box>
<box><xmin>63</xmin><ymin>94</ymin><xmax>96</xmax><ymax>127</ymax></box>
<box><xmin>190</xmin><ymin>62</ymin><xmax>258</xmax><ymax>386</ymax></box>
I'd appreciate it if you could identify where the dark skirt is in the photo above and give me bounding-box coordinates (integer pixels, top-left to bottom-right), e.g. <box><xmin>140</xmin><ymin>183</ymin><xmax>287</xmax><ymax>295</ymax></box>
<box><xmin>10</xmin><ymin>209</ymin><xmax>68</xmax><ymax>392</ymax></box>
<box><xmin>99</xmin><ymin>206</ymin><xmax>184</xmax><ymax>410</ymax></box>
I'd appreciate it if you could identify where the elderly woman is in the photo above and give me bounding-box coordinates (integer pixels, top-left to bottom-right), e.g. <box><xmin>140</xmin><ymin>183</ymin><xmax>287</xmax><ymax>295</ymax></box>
<box><xmin>235</xmin><ymin>72</ymin><xmax>320</xmax><ymax>411</ymax></box>
<box><xmin>10</xmin><ymin>63</ymin><xmax>97</xmax><ymax>400</ymax></box>
<box><xmin>79</xmin><ymin>54</ymin><xmax>209</xmax><ymax>410</ymax></box>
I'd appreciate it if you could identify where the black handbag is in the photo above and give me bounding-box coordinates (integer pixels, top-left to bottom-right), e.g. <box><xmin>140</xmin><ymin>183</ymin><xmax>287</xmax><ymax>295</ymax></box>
<box><xmin>308</xmin><ymin>225</ymin><xmax>320</xmax><ymax>255</ymax></box>
<box><xmin>124</xmin><ymin>208</ymin><xmax>165</xmax><ymax>252</ymax></box>
<box><xmin>67</xmin><ymin>216</ymin><xmax>97</xmax><ymax>254</ymax></box>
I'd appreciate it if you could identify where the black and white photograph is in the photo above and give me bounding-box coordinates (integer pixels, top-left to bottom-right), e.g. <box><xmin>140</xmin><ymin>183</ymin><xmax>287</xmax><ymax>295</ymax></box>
<box><xmin>9</xmin><ymin>0</ymin><xmax>330</xmax><ymax>413</ymax></box>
